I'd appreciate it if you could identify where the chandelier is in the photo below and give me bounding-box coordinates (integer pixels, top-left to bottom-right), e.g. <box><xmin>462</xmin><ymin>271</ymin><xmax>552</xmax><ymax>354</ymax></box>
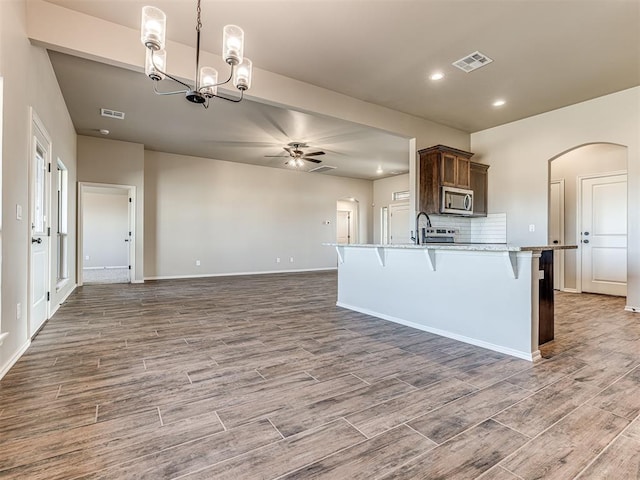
<box><xmin>140</xmin><ymin>0</ymin><xmax>252</xmax><ymax>108</ymax></box>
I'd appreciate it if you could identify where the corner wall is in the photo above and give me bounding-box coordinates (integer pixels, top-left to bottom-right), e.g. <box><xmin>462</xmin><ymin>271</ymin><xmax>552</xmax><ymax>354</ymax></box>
<box><xmin>77</xmin><ymin>136</ymin><xmax>144</xmax><ymax>282</ymax></box>
<box><xmin>471</xmin><ymin>87</ymin><xmax>640</xmax><ymax>309</ymax></box>
<box><xmin>144</xmin><ymin>151</ymin><xmax>372</xmax><ymax>279</ymax></box>
<box><xmin>1</xmin><ymin>0</ymin><xmax>77</xmax><ymax>375</ymax></box>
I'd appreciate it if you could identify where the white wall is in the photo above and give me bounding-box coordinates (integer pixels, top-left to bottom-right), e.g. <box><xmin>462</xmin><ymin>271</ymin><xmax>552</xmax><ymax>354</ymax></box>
<box><xmin>82</xmin><ymin>191</ymin><xmax>129</xmax><ymax>268</ymax></box>
<box><xmin>1</xmin><ymin>0</ymin><xmax>77</xmax><ymax>375</ymax></box>
<box><xmin>471</xmin><ymin>87</ymin><xmax>640</xmax><ymax>310</ymax></box>
<box><xmin>373</xmin><ymin>174</ymin><xmax>410</xmax><ymax>244</ymax></box>
<box><xmin>77</xmin><ymin>136</ymin><xmax>144</xmax><ymax>282</ymax></box>
<box><xmin>144</xmin><ymin>151</ymin><xmax>373</xmax><ymax>279</ymax></box>
<box><xmin>550</xmin><ymin>144</ymin><xmax>627</xmax><ymax>290</ymax></box>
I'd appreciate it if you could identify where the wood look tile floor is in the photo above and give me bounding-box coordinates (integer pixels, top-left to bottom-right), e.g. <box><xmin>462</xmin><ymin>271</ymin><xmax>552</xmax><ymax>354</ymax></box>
<box><xmin>1</xmin><ymin>271</ymin><xmax>639</xmax><ymax>479</ymax></box>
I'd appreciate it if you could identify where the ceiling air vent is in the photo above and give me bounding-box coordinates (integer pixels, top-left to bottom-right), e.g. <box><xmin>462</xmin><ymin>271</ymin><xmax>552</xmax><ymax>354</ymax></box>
<box><xmin>452</xmin><ymin>51</ymin><xmax>493</xmax><ymax>73</ymax></box>
<box><xmin>308</xmin><ymin>165</ymin><xmax>337</xmax><ymax>174</ymax></box>
<box><xmin>100</xmin><ymin>108</ymin><xmax>125</xmax><ymax>120</ymax></box>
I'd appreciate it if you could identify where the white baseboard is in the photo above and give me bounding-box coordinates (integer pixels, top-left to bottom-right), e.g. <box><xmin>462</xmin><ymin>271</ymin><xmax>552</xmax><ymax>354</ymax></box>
<box><xmin>0</xmin><ymin>339</ymin><xmax>31</xmax><ymax>380</ymax></box>
<box><xmin>561</xmin><ymin>288</ymin><xmax>579</xmax><ymax>293</ymax></box>
<box><xmin>336</xmin><ymin>301</ymin><xmax>539</xmax><ymax>362</ymax></box>
<box><xmin>50</xmin><ymin>283</ymin><xmax>77</xmax><ymax>317</ymax></box>
<box><xmin>624</xmin><ymin>305</ymin><xmax>639</xmax><ymax>313</ymax></box>
<box><xmin>83</xmin><ymin>266</ymin><xmax>128</xmax><ymax>270</ymax></box>
<box><xmin>145</xmin><ymin>267</ymin><xmax>337</xmax><ymax>281</ymax></box>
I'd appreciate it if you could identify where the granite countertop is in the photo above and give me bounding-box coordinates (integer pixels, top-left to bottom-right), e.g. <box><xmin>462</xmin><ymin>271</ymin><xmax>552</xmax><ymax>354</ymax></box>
<box><xmin>325</xmin><ymin>243</ymin><xmax>577</xmax><ymax>252</ymax></box>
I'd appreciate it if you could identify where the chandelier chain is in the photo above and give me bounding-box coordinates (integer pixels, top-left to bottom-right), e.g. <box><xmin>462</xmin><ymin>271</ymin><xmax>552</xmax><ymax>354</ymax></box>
<box><xmin>196</xmin><ymin>0</ymin><xmax>202</xmax><ymax>33</ymax></box>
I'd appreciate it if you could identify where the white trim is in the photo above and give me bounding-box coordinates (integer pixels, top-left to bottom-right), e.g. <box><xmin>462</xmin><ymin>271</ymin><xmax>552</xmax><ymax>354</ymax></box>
<box><xmin>0</xmin><ymin>339</ymin><xmax>31</xmax><ymax>381</ymax></box>
<box><xmin>336</xmin><ymin>301</ymin><xmax>540</xmax><ymax>362</ymax></box>
<box><xmin>562</xmin><ymin>288</ymin><xmax>579</xmax><ymax>293</ymax></box>
<box><xmin>624</xmin><ymin>306</ymin><xmax>639</xmax><ymax>313</ymax></box>
<box><xmin>0</xmin><ymin>332</ymin><xmax>8</xmax><ymax>345</ymax></box>
<box><xmin>28</xmin><ymin>108</ymin><xmax>53</xmax><ymax>337</ymax></box>
<box><xmin>144</xmin><ymin>267</ymin><xmax>337</xmax><ymax>281</ymax></box>
<box><xmin>549</xmin><ymin>179</ymin><xmax>565</xmax><ymax>290</ymax></box>
<box><xmin>83</xmin><ymin>266</ymin><xmax>129</xmax><ymax>270</ymax></box>
<box><xmin>49</xmin><ymin>283</ymin><xmax>77</xmax><ymax>317</ymax></box>
<box><xmin>78</xmin><ymin>182</ymin><xmax>137</xmax><ymax>285</ymax></box>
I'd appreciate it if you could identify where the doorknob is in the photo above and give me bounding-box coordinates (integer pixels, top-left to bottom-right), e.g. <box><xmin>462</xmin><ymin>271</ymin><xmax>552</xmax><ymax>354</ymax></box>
<box><xmin>31</xmin><ymin>237</ymin><xmax>42</xmax><ymax>244</ymax></box>
<box><xmin>553</xmin><ymin>240</ymin><xmax>559</xmax><ymax>244</ymax></box>
<box><xmin>124</xmin><ymin>239</ymin><xmax>130</xmax><ymax>242</ymax></box>
<box><xmin>583</xmin><ymin>239</ymin><xmax>590</xmax><ymax>244</ymax></box>
<box><xmin>584</xmin><ymin>231</ymin><xmax>590</xmax><ymax>236</ymax></box>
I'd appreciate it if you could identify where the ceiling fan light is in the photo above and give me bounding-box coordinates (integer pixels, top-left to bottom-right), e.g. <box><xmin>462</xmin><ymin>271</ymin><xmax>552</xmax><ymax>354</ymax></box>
<box><xmin>223</xmin><ymin>25</ymin><xmax>244</xmax><ymax>65</ymax></box>
<box><xmin>145</xmin><ymin>48</ymin><xmax>166</xmax><ymax>80</ymax></box>
<box><xmin>233</xmin><ymin>58</ymin><xmax>252</xmax><ymax>91</ymax></box>
<box><xmin>141</xmin><ymin>6</ymin><xmax>166</xmax><ymax>51</ymax></box>
<box><xmin>199</xmin><ymin>67</ymin><xmax>218</xmax><ymax>97</ymax></box>
<box><xmin>297</xmin><ymin>158</ymin><xmax>304</xmax><ymax>167</ymax></box>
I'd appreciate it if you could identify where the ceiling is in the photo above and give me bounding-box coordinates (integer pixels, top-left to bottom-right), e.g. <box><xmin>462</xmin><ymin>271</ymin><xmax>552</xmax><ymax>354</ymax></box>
<box><xmin>44</xmin><ymin>0</ymin><xmax>640</xmax><ymax>179</ymax></box>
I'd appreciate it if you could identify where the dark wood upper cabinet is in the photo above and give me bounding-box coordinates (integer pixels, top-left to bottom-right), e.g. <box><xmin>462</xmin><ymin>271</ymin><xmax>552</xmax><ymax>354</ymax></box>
<box><xmin>418</xmin><ymin>145</ymin><xmax>474</xmax><ymax>214</ymax></box>
<box><xmin>470</xmin><ymin>161</ymin><xmax>489</xmax><ymax>217</ymax></box>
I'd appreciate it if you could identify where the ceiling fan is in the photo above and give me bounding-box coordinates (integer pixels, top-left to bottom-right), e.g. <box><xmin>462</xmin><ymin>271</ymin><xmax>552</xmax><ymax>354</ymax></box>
<box><xmin>265</xmin><ymin>142</ymin><xmax>325</xmax><ymax>167</ymax></box>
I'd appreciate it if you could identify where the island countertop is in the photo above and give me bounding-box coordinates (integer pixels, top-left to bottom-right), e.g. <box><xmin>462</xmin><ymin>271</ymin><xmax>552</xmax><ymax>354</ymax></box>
<box><xmin>325</xmin><ymin>243</ymin><xmax>577</xmax><ymax>252</ymax></box>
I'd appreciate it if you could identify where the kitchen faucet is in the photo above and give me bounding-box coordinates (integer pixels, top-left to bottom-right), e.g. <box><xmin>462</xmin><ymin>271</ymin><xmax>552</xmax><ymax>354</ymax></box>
<box><xmin>413</xmin><ymin>211</ymin><xmax>432</xmax><ymax>245</ymax></box>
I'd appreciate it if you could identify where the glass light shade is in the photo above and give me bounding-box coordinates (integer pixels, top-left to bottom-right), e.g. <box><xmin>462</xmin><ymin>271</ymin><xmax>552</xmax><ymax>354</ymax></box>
<box><xmin>233</xmin><ymin>58</ymin><xmax>252</xmax><ymax>91</ymax></box>
<box><xmin>199</xmin><ymin>67</ymin><xmax>218</xmax><ymax>97</ymax></box>
<box><xmin>145</xmin><ymin>49</ymin><xmax>166</xmax><ymax>80</ymax></box>
<box><xmin>141</xmin><ymin>6</ymin><xmax>166</xmax><ymax>50</ymax></box>
<box><xmin>223</xmin><ymin>25</ymin><xmax>244</xmax><ymax>65</ymax></box>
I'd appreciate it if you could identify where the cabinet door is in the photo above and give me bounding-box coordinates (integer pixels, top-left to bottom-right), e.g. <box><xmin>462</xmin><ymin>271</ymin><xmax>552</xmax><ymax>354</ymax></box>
<box><xmin>456</xmin><ymin>157</ymin><xmax>470</xmax><ymax>188</ymax></box>
<box><xmin>470</xmin><ymin>162</ymin><xmax>489</xmax><ymax>216</ymax></box>
<box><xmin>441</xmin><ymin>154</ymin><xmax>457</xmax><ymax>186</ymax></box>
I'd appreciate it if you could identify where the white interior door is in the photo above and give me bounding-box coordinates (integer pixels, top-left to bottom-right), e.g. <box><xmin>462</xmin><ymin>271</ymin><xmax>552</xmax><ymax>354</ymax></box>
<box><xmin>30</xmin><ymin>114</ymin><xmax>51</xmax><ymax>335</ymax></box>
<box><xmin>337</xmin><ymin>210</ymin><xmax>351</xmax><ymax>244</ymax></box>
<box><xmin>580</xmin><ymin>174</ymin><xmax>627</xmax><ymax>296</ymax></box>
<box><xmin>388</xmin><ymin>202</ymin><xmax>411</xmax><ymax>244</ymax></box>
<box><xmin>549</xmin><ymin>180</ymin><xmax>564</xmax><ymax>290</ymax></box>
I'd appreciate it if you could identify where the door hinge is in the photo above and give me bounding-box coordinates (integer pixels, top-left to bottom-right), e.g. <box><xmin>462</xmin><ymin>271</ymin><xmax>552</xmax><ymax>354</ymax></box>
<box><xmin>47</xmin><ymin>227</ymin><xmax>51</xmax><ymax>237</ymax></box>
<box><xmin>129</xmin><ymin>231</ymin><xmax>132</xmax><ymax>236</ymax></box>
<box><xmin>129</xmin><ymin>198</ymin><xmax>132</xmax><ymax>203</ymax></box>
<box><xmin>47</xmin><ymin>292</ymin><xmax>50</xmax><ymax>302</ymax></box>
<box><xmin>47</xmin><ymin>163</ymin><xmax>51</xmax><ymax>173</ymax></box>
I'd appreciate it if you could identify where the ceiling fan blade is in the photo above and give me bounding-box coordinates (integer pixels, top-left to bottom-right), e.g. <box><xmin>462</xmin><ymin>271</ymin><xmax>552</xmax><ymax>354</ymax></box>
<box><xmin>304</xmin><ymin>158</ymin><xmax>323</xmax><ymax>164</ymax></box>
<box><xmin>265</xmin><ymin>155</ymin><xmax>289</xmax><ymax>158</ymax></box>
<box><xmin>302</xmin><ymin>151</ymin><xmax>325</xmax><ymax>157</ymax></box>
<box><xmin>283</xmin><ymin>147</ymin><xmax>293</xmax><ymax>154</ymax></box>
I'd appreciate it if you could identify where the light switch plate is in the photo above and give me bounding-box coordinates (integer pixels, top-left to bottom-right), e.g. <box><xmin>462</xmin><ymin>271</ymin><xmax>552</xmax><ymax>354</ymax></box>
<box><xmin>16</xmin><ymin>204</ymin><xmax>22</xmax><ymax>220</ymax></box>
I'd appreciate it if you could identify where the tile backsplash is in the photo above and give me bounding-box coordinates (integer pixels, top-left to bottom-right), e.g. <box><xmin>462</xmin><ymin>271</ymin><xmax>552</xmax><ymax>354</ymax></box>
<box><xmin>430</xmin><ymin>213</ymin><xmax>507</xmax><ymax>243</ymax></box>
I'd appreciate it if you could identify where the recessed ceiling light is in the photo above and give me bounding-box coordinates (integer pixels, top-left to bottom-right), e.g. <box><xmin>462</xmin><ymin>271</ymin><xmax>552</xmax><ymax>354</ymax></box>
<box><xmin>376</xmin><ymin>165</ymin><xmax>383</xmax><ymax>174</ymax></box>
<box><xmin>492</xmin><ymin>99</ymin><xmax>506</xmax><ymax>107</ymax></box>
<box><xmin>429</xmin><ymin>72</ymin><xmax>445</xmax><ymax>81</ymax></box>
<box><xmin>99</xmin><ymin>129</ymin><xmax>110</xmax><ymax>135</ymax></box>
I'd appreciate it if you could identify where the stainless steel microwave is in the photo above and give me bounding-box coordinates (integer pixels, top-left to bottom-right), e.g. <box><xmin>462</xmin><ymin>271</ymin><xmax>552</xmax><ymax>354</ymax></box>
<box><xmin>441</xmin><ymin>186</ymin><xmax>473</xmax><ymax>215</ymax></box>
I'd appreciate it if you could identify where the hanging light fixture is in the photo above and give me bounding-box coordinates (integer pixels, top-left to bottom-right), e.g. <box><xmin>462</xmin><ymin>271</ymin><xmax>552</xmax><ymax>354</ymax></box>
<box><xmin>140</xmin><ymin>0</ymin><xmax>252</xmax><ymax>108</ymax></box>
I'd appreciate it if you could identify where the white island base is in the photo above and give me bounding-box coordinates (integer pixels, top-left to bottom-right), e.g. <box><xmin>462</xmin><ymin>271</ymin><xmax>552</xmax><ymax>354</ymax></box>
<box><xmin>332</xmin><ymin>244</ymin><xmax>570</xmax><ymax>362</ymax></box>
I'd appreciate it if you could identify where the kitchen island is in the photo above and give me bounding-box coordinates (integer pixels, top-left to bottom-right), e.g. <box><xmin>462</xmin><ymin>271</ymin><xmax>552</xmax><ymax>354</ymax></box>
<box><xmin>329</xmin><ymin>243</ymin><xmax>576</xmax><ymax>362</ymax></box>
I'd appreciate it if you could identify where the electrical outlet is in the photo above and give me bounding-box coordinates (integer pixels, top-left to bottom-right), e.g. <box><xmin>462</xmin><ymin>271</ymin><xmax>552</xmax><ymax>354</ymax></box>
<box><xmin>276</xmin><ymin>257</ymin><xmax>281</xmax><ymax>263</ymax></box>
<box><xmin>195</xmin><ymin>260</ymin><xmax>201</xmax><ymax>266</ymax></box>
<box><xmin>85</xmin><ymin>255</ymin><xmax>90</xmax><ymax>261</ymax></box>
<box><xmin>529</xmin><ymin>224</ymin><xmax>535</xmax><ymax>232</ymax></box>
<box><xmin>16</xmin><ymin>303</ymin><xmax>21</xmax><ymax>320</ymax></box>
<box><xmin>289</xmin><ymin>257</ymin><xmax>294</xmax><ymax>263</ymax></box>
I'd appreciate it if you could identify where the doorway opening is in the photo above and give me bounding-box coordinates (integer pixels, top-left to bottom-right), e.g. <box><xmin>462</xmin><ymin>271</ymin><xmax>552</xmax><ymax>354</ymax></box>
<box><xmin>78</xmin><ymin>183</ymin><xmax>135</xmax><ymax>285</ymax></box>
<box><xmin>549</xmin><ymin>143</ymin><xmax>628</xmax><ymax>296</ymax></box>
<box><xmin>336</xmin><ymin>198</ymin><xmax>359</xmax><ymax>244</ymax></box>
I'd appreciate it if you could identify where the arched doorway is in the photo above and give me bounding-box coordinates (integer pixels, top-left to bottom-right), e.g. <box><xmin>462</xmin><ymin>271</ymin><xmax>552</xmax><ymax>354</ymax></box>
<box><xmin>549</xmin><ymin>143</ymin><xmax>628</xmax><ymax>296</ymax></box>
